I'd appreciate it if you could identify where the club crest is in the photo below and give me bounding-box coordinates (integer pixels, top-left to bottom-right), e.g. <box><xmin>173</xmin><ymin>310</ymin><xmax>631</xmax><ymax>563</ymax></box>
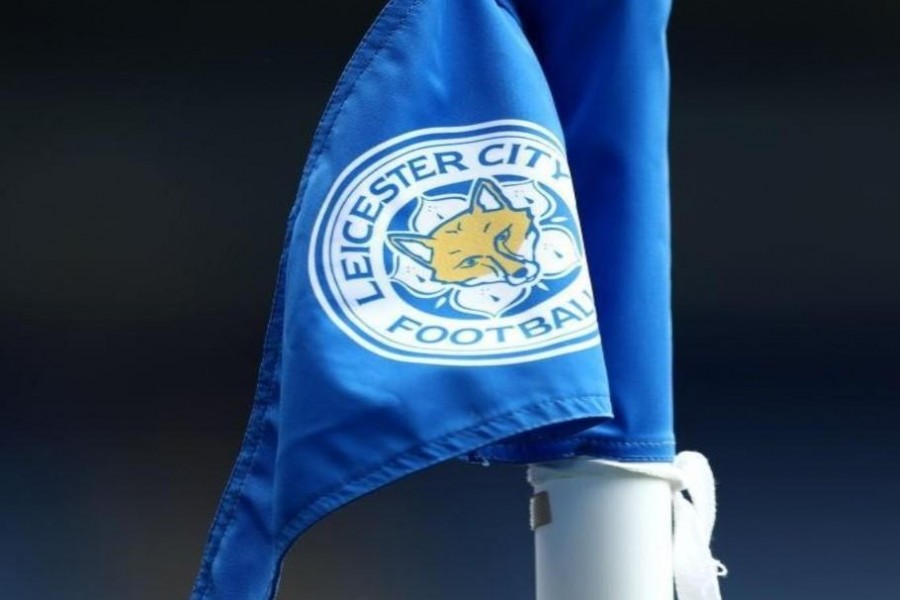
<box><xmin>388</xmin><ymin>176</ymin><xmax>581</xmax><ymax>317</ymax></box>
<box><xmin>308</xmin><ymin>121</ymin><xmax>601</xmax><ymax>365</ymax></box>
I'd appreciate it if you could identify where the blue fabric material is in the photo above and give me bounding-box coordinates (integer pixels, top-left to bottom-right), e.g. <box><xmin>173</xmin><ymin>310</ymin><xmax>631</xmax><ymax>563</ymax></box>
<box><xmin>479</xmin><ymin>0</ymin><xmax>676</xmax><ymax>463</ymax></box>
<box><xmin>191</xmin><ymin>0</ymin><xmax>675</xmax><ymax>597</ymax></box>
<box><xmin>186</xmin><ymin>0</ymin><xmax>678</xmax><ymax>597</ymax></box>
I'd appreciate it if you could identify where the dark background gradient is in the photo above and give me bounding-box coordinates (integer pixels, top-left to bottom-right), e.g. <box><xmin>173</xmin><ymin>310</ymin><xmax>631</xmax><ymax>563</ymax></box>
<box><xmin>2</xmin><ymin>1</ymin><xmax>898</xmax><ymax>598</ymax></box>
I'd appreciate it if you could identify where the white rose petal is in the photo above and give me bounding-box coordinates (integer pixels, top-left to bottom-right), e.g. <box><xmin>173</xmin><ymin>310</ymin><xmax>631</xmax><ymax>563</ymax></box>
<box><xmin>412</xmin><ymin>194</ymin><xmax>469</xmax><ymax>233</ymax></box>
<box><xmin>391</xmin><ymin>254</ymin><xmax>444</xmax><ymax>296</ymax></box>
<box><xmin>452</xmin><ymin>282</ymin><xmax>528</xmax><ymax>317</ymax></box>
<box><xmin>500</xmin><ymin>180</ymin><xmax>555</xmax><ymax>218</ymax></box>
<box><xmin>536</xmin><ymin>227</ymin><xmax>581</xmax><ymax>278</ymax></box>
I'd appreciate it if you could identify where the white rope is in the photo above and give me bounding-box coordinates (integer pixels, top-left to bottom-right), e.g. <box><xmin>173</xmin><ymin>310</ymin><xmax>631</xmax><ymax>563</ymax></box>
<box><xmin>528</xmin><ymin>451</ymin><xmax>727</xmax><ymax>600</ymax></box>
<box><xmin>671</xmin><ymin>452</ymin><xmax>727</xmax><ymax>600</ymax></box>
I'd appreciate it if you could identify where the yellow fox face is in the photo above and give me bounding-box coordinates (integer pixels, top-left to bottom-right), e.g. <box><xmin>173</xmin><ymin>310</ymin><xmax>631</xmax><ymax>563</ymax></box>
<box><xmin>389</xmin><ymin>179</ymin><xmax>539</xmax><ymax>287</ymax></box>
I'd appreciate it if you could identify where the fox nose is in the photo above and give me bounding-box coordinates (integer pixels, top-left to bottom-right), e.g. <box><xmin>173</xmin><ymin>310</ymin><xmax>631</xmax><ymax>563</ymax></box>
<box><xmin>509</xmin><ymin>265</ymin><xmax>537</xmax><ymax>283</ymax></box>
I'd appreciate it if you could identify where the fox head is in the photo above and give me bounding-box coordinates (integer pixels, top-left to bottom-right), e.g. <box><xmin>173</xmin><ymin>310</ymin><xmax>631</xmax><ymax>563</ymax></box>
<box><xmin>389</xmin><ymin>178</ymin><xmax>540</xmax><ymax>287</ymax></box>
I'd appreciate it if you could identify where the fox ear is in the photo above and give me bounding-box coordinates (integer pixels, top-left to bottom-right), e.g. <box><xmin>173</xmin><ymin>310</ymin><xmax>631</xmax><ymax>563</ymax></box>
<box><xmin>470</xmin><ymin>178</ymin><xmax>514</xmax><ymax>212</ymax></box>
<box><xmin>388</xmin><ymin>233</ymin><xmax>434</xmax><ymax>267</ymax></box>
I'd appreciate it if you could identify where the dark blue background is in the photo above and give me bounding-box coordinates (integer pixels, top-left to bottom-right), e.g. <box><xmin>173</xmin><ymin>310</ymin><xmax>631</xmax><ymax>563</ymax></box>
<box><xmin>2</xmin><ymin>1</ymin><xmax>898</xmax><ymax>598</ymax></box>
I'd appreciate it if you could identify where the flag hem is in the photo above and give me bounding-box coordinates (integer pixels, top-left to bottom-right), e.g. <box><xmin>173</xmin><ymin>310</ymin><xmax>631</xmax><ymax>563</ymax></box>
<box><xmin>261</xmin><ymin>390</ymin><xmax>610</xmax><ymax>598</ymax></box>
<box><xmin>274</xmin><ymin>391</ymin><xmax>610</xmax><ymax>550</ymax></box>
<box><xmin>476</xmin><ymin>435</ymin><xmax>676</xmax><ymax>463</ymax></box>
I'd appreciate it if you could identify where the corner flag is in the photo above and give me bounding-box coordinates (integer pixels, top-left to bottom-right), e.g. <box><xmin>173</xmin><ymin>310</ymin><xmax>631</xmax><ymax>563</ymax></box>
<box><xmin>190</xmin><ymin>1</ymin><xmax>622</xmax><ymax>598</ymax></box>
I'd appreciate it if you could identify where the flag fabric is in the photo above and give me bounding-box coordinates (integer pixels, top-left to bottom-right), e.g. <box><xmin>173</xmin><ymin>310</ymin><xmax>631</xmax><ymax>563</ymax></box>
<box><xmin>482</xmin><ymin>0</ymin><xmax>676</xmax><ymax>463</ymax></box>
<box><xmin>190</xmin><ymin>1</ymin><xmax>672</xmax><ymax>599</ymax></box>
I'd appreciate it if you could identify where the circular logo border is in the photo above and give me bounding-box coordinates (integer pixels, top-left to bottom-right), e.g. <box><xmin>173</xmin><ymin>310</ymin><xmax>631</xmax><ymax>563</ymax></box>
<box><xmin>308</xmin><ymin>120</ymin><xmax>601</xmax><ymax>366</ymax></box>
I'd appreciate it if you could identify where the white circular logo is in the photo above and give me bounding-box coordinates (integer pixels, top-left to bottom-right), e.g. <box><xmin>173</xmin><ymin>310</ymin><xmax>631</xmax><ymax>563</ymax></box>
<box><xmin>308</xmin><ymin>120</ymin><xmax>600</xmax><ymax>366</ymax></box>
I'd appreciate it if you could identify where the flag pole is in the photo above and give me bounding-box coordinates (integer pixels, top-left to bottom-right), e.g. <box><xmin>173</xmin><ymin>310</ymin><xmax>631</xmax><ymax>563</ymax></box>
<box><xmin>529</xmin><ymin>459</ymin><xmax>674</xmax><ymax>600</ymax></box>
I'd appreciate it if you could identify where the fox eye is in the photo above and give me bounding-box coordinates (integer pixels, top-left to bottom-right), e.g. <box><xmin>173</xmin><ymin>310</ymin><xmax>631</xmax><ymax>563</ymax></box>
<box><xmin>496</xmin><ymin>227</ymin><xmax>511</xmax><ymax>243</ymax></box>
<box><xmin>457</xmin><ymin>256</ymin><xmax>480</xmax><ymax>269</ymax></box>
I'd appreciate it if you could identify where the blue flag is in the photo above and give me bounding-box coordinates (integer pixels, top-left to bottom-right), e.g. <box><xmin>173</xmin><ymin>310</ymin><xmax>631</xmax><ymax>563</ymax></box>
<box><xmin>191</xmin><ymin>1</ymin><xmax>672</xmax><ymax>598</ymax></box>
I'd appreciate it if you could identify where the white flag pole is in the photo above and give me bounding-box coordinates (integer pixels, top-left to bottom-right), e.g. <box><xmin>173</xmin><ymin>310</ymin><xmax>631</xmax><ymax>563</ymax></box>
<box><xmin>529</xmin><ymin>453</ymin><xmax>726</xmax><ymax>600</ymax></box>
<box><xmin>529</xmin><ymin>459</ymin><xmax>675</xmax><ymax>600</ymax></box>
